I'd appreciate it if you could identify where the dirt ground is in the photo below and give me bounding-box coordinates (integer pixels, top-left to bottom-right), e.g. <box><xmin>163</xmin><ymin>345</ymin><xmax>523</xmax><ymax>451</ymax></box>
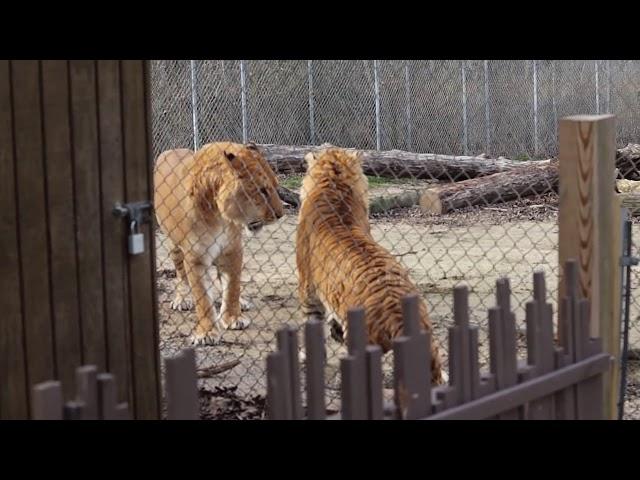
<box><xmin>154</xmin><ymin>184</ymin><xmax>640</xmax><ymax>420</ymax></box>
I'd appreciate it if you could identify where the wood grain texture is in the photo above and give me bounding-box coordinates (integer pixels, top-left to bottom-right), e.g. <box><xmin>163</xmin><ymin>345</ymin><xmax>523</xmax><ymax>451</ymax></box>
<box><xmin>0</xmin><ymin>60</ymin><xmax>28</xmax><ymax>419</ymax></box>
<box><xmin>558</xmin><ymin>114</ymin><xmax>618</xmax><ymax>418</ymax></box>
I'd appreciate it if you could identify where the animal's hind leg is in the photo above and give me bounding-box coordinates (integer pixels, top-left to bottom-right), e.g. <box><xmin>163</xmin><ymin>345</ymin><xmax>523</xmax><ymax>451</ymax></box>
<box><xmin>170</xmin><ymin>245</ymin><xmax>194</xmax><ymax>311</ymax></box>
<box><xmin>298</xmin><ymin>290</ymin><xmax>326</xmax><ymax>363</ymax></box>
<box><xmin>301</xmin><ymin>292</ymin><xmax>325</xmax><ymax>324</ymax></box>
<box><xmin>328</xmin><ymin>314</ymin><xmax>346</xmax><ymax>344</ymax></box>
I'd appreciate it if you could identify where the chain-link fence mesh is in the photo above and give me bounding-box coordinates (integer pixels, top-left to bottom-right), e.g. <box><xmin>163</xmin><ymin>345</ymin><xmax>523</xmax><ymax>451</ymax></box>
<box><xmin>150</xmin><ymin>60</ymin><xmax>640</xmax><ymax>419</ymax></box>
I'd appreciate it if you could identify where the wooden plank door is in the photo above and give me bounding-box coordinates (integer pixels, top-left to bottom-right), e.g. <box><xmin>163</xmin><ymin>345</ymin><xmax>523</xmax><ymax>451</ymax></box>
<box><xmin>0</xmin><ymin>60</ymin><xmax>160</xmax><ymax>420</ymax></box>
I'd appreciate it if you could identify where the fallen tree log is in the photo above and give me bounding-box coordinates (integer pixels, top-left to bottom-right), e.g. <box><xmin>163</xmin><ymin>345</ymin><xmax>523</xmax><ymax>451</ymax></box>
<box><xmin>619</xmin><ymin>193</ymin><xmax>640</xmax><ymax>216</ymax></box>
<box><xmin>370</xmin><ymin>191</ymin><xmax>420</xmax><ymax>214</ymax></box>
<box><xmin>616</xmin><ymin>144</ymin><xmax>640</xmax><ymax>180</ymax></box>
<box><xmin>419</xmin><ymin>161</ymin><xmax>559</xmax><ymax>215</ymax></box>
<box><xmin>260</xmin><ymin>143</ymin><xmax>550</xmax><ymax>180</ymax></box>
<box><xmin>259</xmin><ymin>143</ymin><xmax>640</xmax><ymax>181</ymax></box>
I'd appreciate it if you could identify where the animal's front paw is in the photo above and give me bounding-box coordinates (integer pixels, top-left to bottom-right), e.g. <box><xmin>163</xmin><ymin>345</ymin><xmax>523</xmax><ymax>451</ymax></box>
<box><xmin>240</xmin><ymin>297</ymin><xmax>254</xmax><ymax>312</ymax></box>
<box><xmin>189</xmin><ymin>329</ymin><xmax>221</xmax><ymax>346</ymax></box>
<box><xmin>170</xmin><ymin>294</ymin><xmax>193</xmax><ymax>311</ymax></box>
<box><xmin>220</xmin><ymin>314</ymin><xmax>251</xmax><ymax>331</ymax></box>
<box><xmin>214</xmin><ymin>298</ymin><xmax>253</xmax><ymax>311</ymax></box>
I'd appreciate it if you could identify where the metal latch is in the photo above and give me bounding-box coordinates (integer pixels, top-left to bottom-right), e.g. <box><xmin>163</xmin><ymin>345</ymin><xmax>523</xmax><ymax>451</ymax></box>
<box><xmin>112</xmin><ymin>201</ymin><xmax>153</xmax><ymax>256</ymax></box>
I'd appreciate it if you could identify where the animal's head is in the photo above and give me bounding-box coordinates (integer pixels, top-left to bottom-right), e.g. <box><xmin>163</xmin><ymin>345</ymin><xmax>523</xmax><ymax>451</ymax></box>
<box><xmin>191</xmin><ymin>142</ymin><xmax>284</xmax><ymax>232</ymax></box>
<box><xmin>300</xmin><ymin>148</ymin><xmax>368</xmax><ymax>207</ymax></box>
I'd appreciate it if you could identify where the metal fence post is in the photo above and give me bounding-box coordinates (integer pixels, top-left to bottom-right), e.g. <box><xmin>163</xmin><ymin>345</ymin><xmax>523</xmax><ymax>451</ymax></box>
<box><xmin>307</xmin><ymin>60</ymin><xmax>315</xmax><ymax>145</ymax></box>
<box><xmin>461</xmin><ymin>60</ymin><xmax>468</xmax><ymax>155</ymax></box>
<box><xmin>552</xmin><ymin>60</ymin><xmax>558</xmax><ymax>147</ymax></box>
<box><xmin>606</xmin><ymin>60</ymin><xmax>612</xmax><ymax>113</ymax></box>
<box><xmin>484</xmin><ymin>60</ymin><xmax>490</xmax><ymax>154</ymax></box>
<box><xmin>240</xmin><ymin>60</ymin><xmax>248</xmax><ymax>143</ymax></box>
<box><xmin>533</xmin><ymin>60</ymin><xmax>539</xmax><ymax>156</ymax></box>
<box><xmin>190</xmin><ymin>60</ymin><xmax>199</xmax><ymax>150</ymax></box>
<box><xmin>373</xmin><ymin>60</ymin><xmax>381</xmax><ymax>150</ymax></box>
<box><xmin>595</xmin><ymin>60</ymin><xmax>600</xmax><ymax>114</ymax></box>
<box><xmin>618</xmin><ymin>207</ymin><xmax>634</xmax><ymax>420</ymax></box>
<box><xmin>404</xmin><ymin>61</ymin><xmax>412</xmax><ymax>151</ymax></box>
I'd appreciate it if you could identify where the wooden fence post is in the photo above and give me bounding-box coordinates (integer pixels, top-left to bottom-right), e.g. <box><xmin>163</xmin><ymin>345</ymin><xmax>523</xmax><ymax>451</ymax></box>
<box><xmin>558</xmin><ymin>114</ymin><xmax>621</xmax><ymax>419</ymax></box>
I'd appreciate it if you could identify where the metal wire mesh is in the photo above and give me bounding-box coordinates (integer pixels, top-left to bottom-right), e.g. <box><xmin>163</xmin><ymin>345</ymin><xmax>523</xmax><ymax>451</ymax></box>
<box><xmin>150</xmin><ymin>60</ymin><xmax>640</xmax><ymax>418</ymax></box>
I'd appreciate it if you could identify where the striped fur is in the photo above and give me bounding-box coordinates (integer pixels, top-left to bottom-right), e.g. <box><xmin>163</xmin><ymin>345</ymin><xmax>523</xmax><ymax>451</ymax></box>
<box><xmin>296</xmin><ymin>148</ymin><xmax>444</xmax><ymax>384</ymax></box>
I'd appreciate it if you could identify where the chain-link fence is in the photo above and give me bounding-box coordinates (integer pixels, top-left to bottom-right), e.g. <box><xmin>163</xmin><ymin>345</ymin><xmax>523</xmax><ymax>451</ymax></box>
<box><xmin>151</xmin><ymin>60</ymin><xmax>640</xmax><ymax>419</ymax></box>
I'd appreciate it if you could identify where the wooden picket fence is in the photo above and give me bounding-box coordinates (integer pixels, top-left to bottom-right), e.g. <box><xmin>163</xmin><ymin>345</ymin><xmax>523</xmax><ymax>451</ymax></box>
<box><xmin>266</xmin><ymin>259</ymin><xmax>613</xmax><ymax>420</ymax></box>
<box><xmin>31</xmin><ymin>349</ymin><xmax>199</xmax><ymax>420</ymax></box>
<box><xmin>30</xmin><ymin>259</ymin><xmax>613</xmax><ymax>420</ymax></box>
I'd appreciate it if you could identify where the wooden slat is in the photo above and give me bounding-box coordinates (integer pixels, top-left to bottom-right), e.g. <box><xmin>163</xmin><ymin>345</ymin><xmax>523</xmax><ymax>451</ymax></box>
<box><xmin>488</xmin><ymin>307</ymin><xmax>505</xmax><ymax>387</ymax></box>
<box><xmin>525</xmin><ymin>301</ymin><xmax>540</xmax><ymax>371</ymax></box>
<box><xmin>488</xmin><ymin>307</ymin><xmax>510</xmax><ymax>419</ymax></box>
<box><xmin>534</xmin><ymin>272</ymin><xmax>555</xmax><ymax>375</ymax></box>
<box><xmin>452</xmin><ymin>285</ymin><xmax>471</xmax><ymax>403</ymax></box>
<box><xmin>40</xmin><ymin>59</ymin><xmax>83</xmax><ymax>402</ymax></box>
<box><xmin>427</xmin><ymin>353</ymin><xmax>611</xmax><ymax>420</ymax></box>
<box><xmin>304</xmin><ymin>319</ymin><xmax>326</xmax><ymax>420</ymax></box>
<box><xmin>341</xmin><ymin>356</ymin><xmax>367</xmax><ymax>420</ymax></box>
<box><xmin>63</xmin><ymin>401</ymin><xmax>84</xmax><ymax>420</ymax></box>
<box><xmin>11</xmin><ymin>60</ymin><xmax>56</xmax><ymax>395</ymax></box>
<box><xmin>365</xmin><ymin>345</ymin><xmax>383</xmax><ymax>420</ymax></box>
<box><xmin>575</xmin><ymin>299</ymin><xmax>605</xmax><ymax>419</ymax></box>
<box><xmin>165</xmin><ymin>348</ymin><xmax>199</xmax><ymax>420</ymax></box>
<box><xmin>69</xmin><ymin>60</ymin><xmax>107</xmax><ymax>371</ymax></box>
<box><xmin>345</xmin><ymin>308</ymin><xmax>367</xmax><ymax>418</ymax></box>
<box><xmin>526</xmin><ymin>298</ymin><xmax>555</xmax><ymax>419</ymax></box>
<box><xmin>0</xmin><ymin>59</ymin><xmax>28</xmax><ymax>419</ymax></box>
<box><xmin>469</xmin><ymin>327</ymin><xmax>482</xmax><ymax>400</ymax></box>
<box><xmin>97</xmin><ymin>373</ymin><xmax>118</xmax><ymax>420</ymax></box>
<box><xmin>116</xmin><ymin>403</ymin><xmax>131</xmax><ymax>420</ymax></box>
<box><xmin>96</xmin><ymin>60</ymin><xmax>132</xmax><ymax>406</ymax></box>
<box><xmin>392</xmin><ymin>295</ymin><xmax>432</xmax><ymax>420</ymax></box>
<box><xmin>347</xmin><ymin>307</ymin><xmax>367</xmax><ymax>354</ymax></box>
<box><xmin>496</xmin><ymin>279</ymin><xmax>517</xmax><ymax>385</ymax></box>
<box><xmin>266</xmin><ymin>352</ymin><xmax>289</xmax><ymax>420</ymax></box>
<box><xmin>121</xmin><ymin>60</ymin><xmax>160</xmax><ymax>420</ymax></box>
<box><xmin>276</xmin><ymin>328</ymin><xmax>295</xmax><ymax>420</ymax></box>
<box><xmin>286</xmin><ymin>327</ymin><xmax>303</xmax><ymax>419</ymax></box>
<box><xmin>555</xmin><ymin>295</ymin><xmax>577</xmax><ymax>420</ymax></box>
<box><xmin>76</xmin><ymin>365</ymin><xmax>98</xmax><ymax>420</ymax></box>
<box><xmin>32</xmin><ymin>381</ymin><xmax>63</xmax><ymax>420</ymax></box>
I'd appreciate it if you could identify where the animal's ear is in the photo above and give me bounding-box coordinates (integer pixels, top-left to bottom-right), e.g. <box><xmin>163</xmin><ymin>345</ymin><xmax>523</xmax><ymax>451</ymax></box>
<box><xmin>224</xmin><ymin>150</ymin><xmax>236</xmax><ymax>162</ymax></box>
<box><xmin>347</xmin><ymin>149</ymin><xmax>362</xmax><ymax>162</ymax></box>
<box><xmin>304</xmin><ymin>151</ymin><xmax>317</xmax><ymax>170</ymax></box>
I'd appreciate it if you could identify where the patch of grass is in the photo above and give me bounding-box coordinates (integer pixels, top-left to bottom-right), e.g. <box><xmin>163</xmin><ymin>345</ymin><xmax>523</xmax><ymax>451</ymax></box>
<box><xmin>281</xmin><ymin>175</ymin><xmax>303</xmax><ymax>189</ymax></box>
<box><xmin>366</xmin><ymin>175</ymin><xmax>406</xmax><ymax>188</ymax></box>
<box><xmin>514</xmin><ymin>153</ymin><xmax>531</xmax><ymax>162</ymax></box>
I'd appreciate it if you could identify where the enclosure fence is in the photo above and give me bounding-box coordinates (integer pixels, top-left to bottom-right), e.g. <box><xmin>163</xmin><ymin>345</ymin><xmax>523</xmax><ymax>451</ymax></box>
<box><xmin>151</xmin><ymin>60</ymin><xmax>640</xmax><ymax>159</ymax></box>
<box><xmin>150</xmin><ymin>60</ymin><xmax>640</xmax><ymax>420</ymax></box>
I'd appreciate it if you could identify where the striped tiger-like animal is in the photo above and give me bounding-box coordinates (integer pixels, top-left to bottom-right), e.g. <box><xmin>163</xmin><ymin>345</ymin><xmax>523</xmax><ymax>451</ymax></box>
<box><xmin>296</xmin><ymin>147</ymin><xmax>444</xmax><ymax>384</ymax></box>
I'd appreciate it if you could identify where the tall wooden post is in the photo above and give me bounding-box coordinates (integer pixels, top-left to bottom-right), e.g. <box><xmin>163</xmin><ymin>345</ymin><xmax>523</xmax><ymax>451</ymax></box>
<box><xmin>558</xmin><ymin>114</ymin><xmax>621</xmax><ymax>419</ymax></box>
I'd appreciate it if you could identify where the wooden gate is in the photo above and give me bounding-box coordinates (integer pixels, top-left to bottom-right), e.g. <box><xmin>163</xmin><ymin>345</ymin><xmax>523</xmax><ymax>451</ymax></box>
<box><xmin>0</xmin><ymin>60</ymin><xmax>160</xmax><ymax>420</ymax></box>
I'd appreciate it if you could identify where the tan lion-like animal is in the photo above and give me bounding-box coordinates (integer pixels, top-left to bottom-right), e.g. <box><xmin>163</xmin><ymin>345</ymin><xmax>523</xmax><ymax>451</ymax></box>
<box><xmin>296</xmin><ymin>148</ymin><xmax>444</xmax><ymax>384</ymax></box>
<box><xmin>154</xmin><ymin>142</ymin><xmax>284</xmax><ymax>346</ymax></box>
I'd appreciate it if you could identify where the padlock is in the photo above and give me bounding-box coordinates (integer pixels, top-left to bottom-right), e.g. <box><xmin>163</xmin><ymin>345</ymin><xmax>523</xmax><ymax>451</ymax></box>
<box><xmin>128</xmin><ymin>220</ymin><xmax>145</xmax><ymax>255</ymax></box>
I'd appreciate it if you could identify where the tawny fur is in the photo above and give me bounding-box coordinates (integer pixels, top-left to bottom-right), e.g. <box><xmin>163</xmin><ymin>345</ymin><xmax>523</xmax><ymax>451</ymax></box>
<box><xmin>296</xmin><ymin>148</ymin><xmax>444</xmax><ymax>384</ymax></box>
<box><xmin>154</xmin><ymin>142</ymin><xmax>284</xmax><ymax>346</ymax></box>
